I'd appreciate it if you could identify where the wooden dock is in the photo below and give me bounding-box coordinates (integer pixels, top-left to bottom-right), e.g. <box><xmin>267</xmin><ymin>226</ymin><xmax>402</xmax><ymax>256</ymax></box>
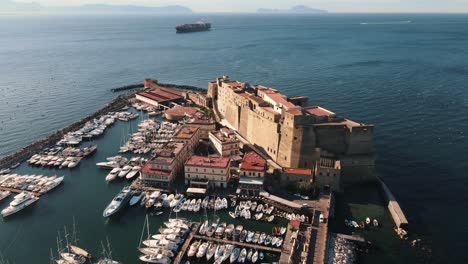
<box><xmin>173</xmin><ymin>222</ymin><xmax>200</xmax><ymax>264</ymax></box>
<box><xmin>0</xmin><ymin>187</ymin><xmax>41</xmax><ymax>197</ymax></box>
<box><xmin>192</xmin><ymin>234</ymin><xmax>282</xmax><ymax>253</ymax></box>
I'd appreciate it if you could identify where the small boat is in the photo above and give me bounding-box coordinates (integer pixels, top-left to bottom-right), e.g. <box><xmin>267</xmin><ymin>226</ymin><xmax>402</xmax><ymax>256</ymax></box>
<box><xmin>359</xmin><ymin>221</ymin><xmax>365</xmax><ymax>229</ymax></box>
<box><xmin>228</xmin><ymin>211</ymin><xmax>237</xmax><ymax>219</ymax></box>
<box><xmin>196</xmin><ymin>241</ymin><xmax>209</xmax><ymax>258</ymax></box>
<box><xmin>230</xmin><ymin>247</ymin><xmax>240</xmax><ymax>263</ymax></box>
<box><xmin>251</xmin><ymin>250</ymin><xmax>258</xmax><ymax>263</ymax></box>
<box><xmin>187</xmin><ymin>240</ymin><xmax>200</xmax><ymax>257</ymax></box>
<box><xmin>118</xmin><ymin>165</ymin><xmax>132</xmax><ymax>178</ymax></box>
<box><xmin>222</xmin><ymin>244</ymin><xmax>233</xmax><ymax>263</ymax></box>
<box><xmin>267</xmin><ymin>215</ymin><xmax>275</xmax><ymax>222</ymax></box>
<box><xmin>139</xmin><ymin>254</ymin><xmax>171</xmax><ymax>264</ymax></box>
<box><xmin>60</xmin><ymin>252</ymin><xmax>86</xmax><ymax>264</ymax></box>
<box><xmin>259</xmin><ymin>251</ymin><xmax>264</xmax><ymax>260</ymax></box>
<box><xmin>373</xmin><ymin>219</ymin><xmax>379</xmax><ymax>227</ymax></box>
<box><xmin>366</xmin><ymin>217</ymin><xmax>371</xmax><ymax>225</ymax></box>
<box><xmin>138</xmin><ymin>248</ymin><xmax>174</xmax><ymax>258</ymax></box>
<box><xmin>246</xmin><ymin>249</ymin><xmax>253</xmax><ymax>262</ymax></box>
<box><xmin>206</xmin><ymin>242</ymin><xmax>216</xmax><ymax>261</ymax></box>
<box><xmin>10</xmin><ymin>162</ymin><xmax>20</xmax><ymax>169</ymax></box>
<box><xmin>264</xmin><ymin>235</ymin><xmax>272</xmax><ymax>246</ymax></box>
<box><xmin>0</xmin><ymin>191</ymin><xmax>11</xmax><ymax>202</ymax></box>
<box><xmin>238</xmin><ymin>248</ymin><xmax>247</xmax><ymax>263</ymax></box>
<box><xmin>125</xmin><ymin>166</ymin><xmax>140</xmax><ymax>180</ymax></box>
<box><xmin>214</xmin><ymin>244</ymin><xmax>225</xmax><ymax>261</ymax></box>
<box><xmin>69</xmin><ymin>245</ymin><xmax>92</xmax><ymax>259</ymax></box>
<box><xmin>151</xmin><ymin>211</ymin><xmax>163</xmax><ymax>216</ymax></box>
<box><xmin>276</xmin><ymin>237</ymin><xmax>283</xmax><ymax>247</ymax></box>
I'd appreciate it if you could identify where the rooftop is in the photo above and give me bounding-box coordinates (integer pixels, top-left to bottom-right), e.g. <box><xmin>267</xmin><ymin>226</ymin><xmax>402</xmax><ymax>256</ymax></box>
<box><xmin>137</xmin><ymin>88</ymin><xmax>183</xmax><ymax>103</ymax></box>
<box><xmin>240</xmin><ymin>151</ymin><xmax>267</xmax><ymax>172</ymax></box>
<box><xmin>141</xmin><ymin>162</ymin><xmax>171</xmax><ymax>176</ymax></box>
<box><xmin>239</xmin><ymin>177</ymin><xmax>264</xmax><ymax>185</ymax></box>
<box><xmin>185</xmin><ymin>155</ymin><xmax>231</xmax><ymax>168</ymax></box>
<box><xmin>174</xmin><ymin>125</ymin><xmax>199</xmax><ymax>139</ymax></box>
<box><xmin>210</xmin><ymin>129</ymin><xmax>239</xmax><ymax>144</ymax></box>
<box><xmin>165</xmin><ymin>106</ymin><xmax>199</xmax><ymax>118</ymax></box>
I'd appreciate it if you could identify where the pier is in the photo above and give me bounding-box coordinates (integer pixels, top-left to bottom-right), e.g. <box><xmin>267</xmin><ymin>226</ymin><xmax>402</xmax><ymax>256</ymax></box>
<box><xmin>192</xmin><ymin>234</ymin><xmax>282</xmax><ymax>253</ymax></box>
<box><xmin>0</xmin><ymin>187</ymin><xmax>41</xmax><ymax>197</ymax></box>
<box><xmin>173</xmin><ymin>222</ymin><xmax>200</xmax><ymax>264</ymax></box>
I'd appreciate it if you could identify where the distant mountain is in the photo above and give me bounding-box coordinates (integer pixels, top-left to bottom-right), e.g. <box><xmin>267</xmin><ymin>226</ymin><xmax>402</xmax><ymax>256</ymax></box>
<box><xmin>0</xmin><ymin>0</ymin><xmax>193</xmax><ymax>14</ymax></box>
<box><xmin>258</xmin><ymin>5</ymin><xmax>328</xmax><ymax>14</ymax></box>
<box><xmin>0</xmin><ymin>0</ymin><xmax>42</xmax><ymax>12</ymax></box>
<box><xmin>69</xmin><ymin>4</ymin><xmax>193</xmax><ymax>14</ymax></box>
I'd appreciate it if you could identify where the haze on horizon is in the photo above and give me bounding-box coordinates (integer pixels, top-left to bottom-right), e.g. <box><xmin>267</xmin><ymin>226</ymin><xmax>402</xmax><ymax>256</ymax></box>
<box><xmin>4</xmin><ymin>0</ymin><xmax>468</xmax><ymax>13</ymax></box>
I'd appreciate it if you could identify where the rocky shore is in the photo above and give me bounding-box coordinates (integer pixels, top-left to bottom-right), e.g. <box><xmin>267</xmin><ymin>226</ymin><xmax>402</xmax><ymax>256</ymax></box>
<box><xmin>327</xmin><ymin>234</ymin><xmax>357</xmax><ymax>264</ymax></box>
<box><xmin>0</xmin><ymin>92</ymin><xmax>135</xmax><ymax>169</ymax></box>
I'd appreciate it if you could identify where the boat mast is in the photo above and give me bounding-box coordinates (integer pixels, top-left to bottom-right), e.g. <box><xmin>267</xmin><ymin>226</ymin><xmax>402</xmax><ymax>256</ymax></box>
<box><xmin>56</xmin><ymin>230</ymin><xmax>64</xmax><ymax>255</ymax></box>
<box><xmin>63</xmin><ymin>226</ymin><xmax>70</xmax><ymax>252</ymax></box>
<box><xmin>72</xmin><ymin>216</ymin><xmax>78</xmax><ymax>245</ymax></box>
<box><xmin>106</xmin><ymin>237</ymin><xmax>113</xmax><ymax>260</ymax></box>
<box><xmin>49</xmin><ymin>248</ymin><xmax>55</xmax><ymax>264</ymax></box>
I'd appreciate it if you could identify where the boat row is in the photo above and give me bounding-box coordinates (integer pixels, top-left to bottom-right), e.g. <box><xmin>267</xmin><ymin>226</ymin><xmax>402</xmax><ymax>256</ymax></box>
<box><xmin>139</xmin><ymin>218</ymin><xmax>192</xmax><ymax>264</ymax></box>
<box><xmin>187</xmin><ymin>240</ymin><xmax>265</xmax><ymax>264</ymax></box>
<box><xmin>98</xmin><ymin>156</ymin><xmax>147</xmax><ymax>172</ymax></box>
<box><xmin>0</xmin><ymin>174</ymin><xmax>64</xmax><ymax>194</ymax></box>
<box><xmin>198</xmin><ymin>221</ymin><xmax>284</xmax><ymax>248</ymax></box>
<box><xmin>115</xmin><ymin>111</ymin><xmax>139</xmax><ymax>122</ymax></box>
<box><xmin>140</xmin><ymin>191</ymin><xmax>184</xmax><ymax>210</ymax></box>
<box><xmin>172</xmin><ymin>196</ymin><xmax>229</xmax><ymax>213</ymax></box>
<box><xmin>56</xmin><ymin>113</ymin><xmax>118</xmax><ymax>146</ymax></box>
<box><xmin>119</xmin><ymin>119</ymin><xmax>181</xmax><ymax>154</ymax></box>
<box><xmin>345</xmin><ymin>217</ymin><xmax>379</xmax><ymax>229</ymax></box>
<box><xmin>105</xmin><ymin>165</ymin><xmax>141</xmax><ymax>182</ymax></box>
<box><xmin>0</xmin><ymin>162</ymin><xmax>19</xmax><ymax>174</ymax></box>
<box><xmin>27</xmin><ymin>145</ymin><xmax>96</xmax><ymax>169</ymax></box>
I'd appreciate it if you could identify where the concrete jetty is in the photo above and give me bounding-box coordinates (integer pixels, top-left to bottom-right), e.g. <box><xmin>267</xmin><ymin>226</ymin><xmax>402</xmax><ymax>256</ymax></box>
<box><xmin>378</xmin><ymin>177</ymin><xmax>409</xmax><ymax>229</ymax></box>
<box><xmin>192</xmin><ymin>234</ymin><xmax>282</xmax><ymax>253</ymax></box>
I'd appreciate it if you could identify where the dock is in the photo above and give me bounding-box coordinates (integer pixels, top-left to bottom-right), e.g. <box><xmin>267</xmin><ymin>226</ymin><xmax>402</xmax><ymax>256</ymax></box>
<box><xmin>0</xmin><ymin>187</ymin><xmax>41</xmax><ymax>197</ymax></box>
<box><xmin>192</xmin><ymin>234</ymin><xmax>282</xmax><ymax>253</ymax></box>
<box><xmin>173</xmin><ymin>222</ymin><xmax>200</xmax><ymax>264</ymax></box>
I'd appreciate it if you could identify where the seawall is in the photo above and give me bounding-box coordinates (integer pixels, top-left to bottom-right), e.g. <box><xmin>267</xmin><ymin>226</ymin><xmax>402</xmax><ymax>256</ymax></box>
<box><xmin>110</xmin><ymin>84</ymin><xmax>144</xmax><ymax>92</ymax></box>
<box><xmin>0</xmin><ymin>92</ymin><xmax>135</xmax><ymax>169</ymax></box>
<box><xmin>377</xmin><ymin>176</ymin><xmax>409</xmax><ymax>230</ymax></box>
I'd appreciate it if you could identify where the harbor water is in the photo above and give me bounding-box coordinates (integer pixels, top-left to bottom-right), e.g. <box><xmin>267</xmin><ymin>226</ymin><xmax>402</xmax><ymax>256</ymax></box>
<box><xmin>1</xmin><ymin>14</ymin><xmax>468</xmax><ymax>263</ymax></box>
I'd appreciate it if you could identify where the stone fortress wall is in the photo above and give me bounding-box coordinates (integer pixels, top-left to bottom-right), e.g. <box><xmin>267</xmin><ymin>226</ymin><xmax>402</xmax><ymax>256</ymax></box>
<box><xmin>209</xmin><ymin>75</ymin><xmax>376</xmax><ymax>184</ymax></box>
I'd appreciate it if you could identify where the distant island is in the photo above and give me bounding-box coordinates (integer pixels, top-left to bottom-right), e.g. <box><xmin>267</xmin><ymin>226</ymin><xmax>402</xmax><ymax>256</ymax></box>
<box><xmin>0</xmin><ymin>0</ymin><xmax>193</xmax><ymax>14</ymax></box>
<box><xmin>257</xmin><ymin>5</ymin><xmax>328</xmax><ymax>14</ymax></box>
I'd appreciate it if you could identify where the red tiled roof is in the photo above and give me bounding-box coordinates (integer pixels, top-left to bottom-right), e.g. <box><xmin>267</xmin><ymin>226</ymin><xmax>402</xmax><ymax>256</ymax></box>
<box><xmin>141</xmin><ymin>163</ymin><xmax>171</xmax><ymax>176</ymax></box>
<box><xmin>267</xmin><ymin>93</ymin><xmax>296</xmax><ymax>109</ymax></box>
<box><xmin>283</xmin><ymin>168</ymin><xmax>312</xmax><ymax>176</ymax></box>
<box><xmin>174</xmin><ymin>125</ymin><xmax>199</xmax><ymax>139</ymax></box>
<box><xmin>138</xmin><ymin>88</ymin><xmax>183</xmax><ymax>103</ymax></box>
<box><xmin>240</xmin><ymin>151</ymin><xmax>266</xmax><ymax>172</ymax></box>
<box><xmin>185</xmin><ymin>155</ymin><xmax>231</xmax><ymax>168</ymax></box>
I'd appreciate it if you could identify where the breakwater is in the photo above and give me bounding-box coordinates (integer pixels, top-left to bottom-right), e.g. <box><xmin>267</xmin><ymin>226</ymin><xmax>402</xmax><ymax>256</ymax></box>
<box><xmin>110</xmin><ymin>84</ymin><xmax>144</xmax><ymax>92</ymax></box>
<box><xmin>158</xmin><ymin>82</ymin><xmax>206</xmax><ymax>93</ymax></box>
<box><xmin>377</xmin><ymin>176</ymin><xmax>409</xmax><ymax>230</ymax></box>
<box><xmin>0</xmin><ymin>93</ymin><xmax>134</xmax><ymax>169</ymax></box>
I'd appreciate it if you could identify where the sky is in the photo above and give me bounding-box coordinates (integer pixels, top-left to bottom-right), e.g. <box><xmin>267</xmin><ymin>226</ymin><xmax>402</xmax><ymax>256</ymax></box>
<box><xmin>11</xmin><ymin>0</ymin><xmax>468</xmax><ymax>13</ymax></box>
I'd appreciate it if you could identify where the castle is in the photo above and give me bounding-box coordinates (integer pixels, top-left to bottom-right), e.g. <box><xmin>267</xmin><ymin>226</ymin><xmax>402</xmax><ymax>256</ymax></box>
<box><xmin>208</xmin><ymin>76</ymin><xmax>376</xmax><ymax>187</ymax></box>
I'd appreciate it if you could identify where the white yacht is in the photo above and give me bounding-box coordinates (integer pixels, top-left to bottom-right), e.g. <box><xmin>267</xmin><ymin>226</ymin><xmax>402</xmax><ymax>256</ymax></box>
<box><xmin>103</xmin><ymin>187</ymin><xmax>132</xmax><ymax>217</ymax></box>
<box><xmin>0</xmin><ymin>190</ymin><xmax>10</xmax><ymax>202</ymax></box>
<box><xmin>125</xmin><ymin>166</ymin><xmax>140</xmax><ymax>180</ymax></box>
<box><xmin>106</xmin><ymin>168</ymin><xmax>120</xmax><ymax>182</ymax></box>
<box><xmin>1</xmin><ymin>192</ymin><xmax>39</xmax><ymax>217</ymax></box>
<box><xmin>118</xmin><ymin>165</ymin><xmax>132</xmax><ymax>178</ymax></box>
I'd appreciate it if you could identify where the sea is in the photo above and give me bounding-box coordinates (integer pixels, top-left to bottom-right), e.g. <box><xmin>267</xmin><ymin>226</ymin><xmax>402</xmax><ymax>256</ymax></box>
<box><xmin>0</xmin><ymin>13</ymin><xmax>467</xmax><ymax>263</ymax></box>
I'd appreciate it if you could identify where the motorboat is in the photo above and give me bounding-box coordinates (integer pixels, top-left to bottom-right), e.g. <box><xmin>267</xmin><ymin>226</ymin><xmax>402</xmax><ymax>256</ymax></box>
<box><xmin>251</xmin><ymin>250</ymin><xmax>258</xmax><ymax>263</ymax></box>
<box><xmin>138</xmin><ymin>254</ymin><xmax>171</xmax><ymax>264</ymax></box>
<box><xmin>214</xmin><ymin>244</ymin><xmax>225</xmax><ymax>261</ymax></box>
<box><xmin>230</xmin><ymin>247</ymin><xmax>240</xmax><ymax>263</ymax></box>
<box><xmin>138</xmin><ymin>247</ymin><xmax>174</xmax><ymax>258</ymax></box>
<box><xmin>196</xmin><ymin>242</ymin><xmax>208</xmax><ymax>258</ymax></box>
<box><xmin>238</xmin><ymin>248</ymin><xmax>247</xmax><ymax>263</ymax></box>
<box><xmin>373</xmin><ymin>219</ymin><xmax>379</xmax><ymax>227</ymax></box>
<box><xmin>0</xmin><ymin>191</ymin><xmax>10</xmax><ymax>202</ymax></box>
<box><xmin>125</xmin><ymin>166</ymin><xmax>140</xmax><ymax>180</ymax></box>
<box><xmin>187</xmin><ymin>240</ymin><xmax>200</xmax><ymax>257</ymax></box>
<box><xmin>118</xmin><ymin>165</ymin><xmax>132</xmax><ymax>178</ymax></box>
<box><xmin>246</xmin><ymin>249</ymin><xmax>253</xmax><ymax>262</ymax></box>
<box><xmin>221</xmin><ymin>244</ymin><xmax>233</xmax><ymax>263</ymax></box>
<box><xmin>206</xmin><ymin>242</ymin><xmax>216</xmax><ymax>261</ymax></box>
<box><xmin>106</xmin><ymin>168</ymin><xmax>120</xmax><ymax>182</ymax></box>
<box><xmin>366</xmin><ymin>217</ymin><xmax>371</xmax><ymax>225</ymax></box>
<box><xmin>276</xmin><ymin>237</ymin><xmax>283</xmax><ymax>247</ymax></box>
<box><xmin>103</xmin><ymin>187</ymin><xmax>132</xmax><ymax>217</ymax></box>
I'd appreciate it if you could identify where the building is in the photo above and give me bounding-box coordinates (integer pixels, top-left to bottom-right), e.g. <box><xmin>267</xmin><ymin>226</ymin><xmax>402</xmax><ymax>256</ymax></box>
<box><xmin>187</xmin><ymin>116</ymin><xmax>216</xmax><ymax>138</ymax></box>
<box><xmin>187</xmin><ymin>92</ymin><xmax>212</xmax><ymax>108</ymax></box>
<box><xmin>164</xmin><ymin>106</ymin><xmax>200</xmax><ymax>121</ymax></box>
<box><xmin>210</xmin><ymin>75</ymin><xmax>375</xmax><ymax>184</ymax></box>
<box><xmin>137</xmin><ymin>79</ymin><xmax>185</xmax><ymax>108</ymax></box>
<box><xmin>314</xmin><ymin>157</ymin><xmax>341</xmax><ymax>191</ymax></box>
<box><xmin>239</xmin><ymin>151</ymin><xmax>267</xmax><ymax>178</ymax></box>
<box><xmin>209</xmin><ymin>128</ymin><xmax>240</xmax><ymax>157</ymax></box>
<box><xmin>281</xmin><ymin>168</ymin><xmax>313</xmax><ymax>187</ymax></box>
<box><xmin>173</xmin><ymin>125</ymin><xmax>201</xmax><ymax>150</ymax></box>
<box><xmin>141</xmin><ymin>142</ymin><xmax>190</xmax><ymax>187</ymax></box>
<box><xmin>184</xmin><ymin>155</ymin><xmax>231</xmax><ymax>188</ymax></box>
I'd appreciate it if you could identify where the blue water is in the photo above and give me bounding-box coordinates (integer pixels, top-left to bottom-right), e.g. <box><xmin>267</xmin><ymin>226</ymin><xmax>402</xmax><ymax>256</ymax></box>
<box><xmin>0</xmin><ymin>13</ymin><xmax>467</xmax><ymax>262</ymax></box>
